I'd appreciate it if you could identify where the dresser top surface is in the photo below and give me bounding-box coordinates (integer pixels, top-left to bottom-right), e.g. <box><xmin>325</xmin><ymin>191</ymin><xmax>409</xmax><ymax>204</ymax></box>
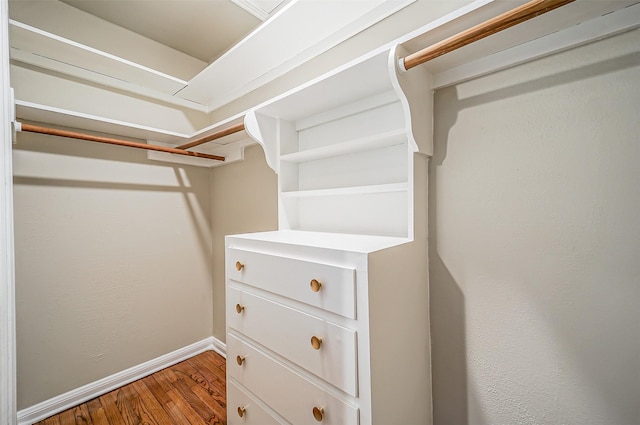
<box><xmin>226</xmin><ymin>230</ymin><xmax>410</xmax><ymax>253</ymax></box>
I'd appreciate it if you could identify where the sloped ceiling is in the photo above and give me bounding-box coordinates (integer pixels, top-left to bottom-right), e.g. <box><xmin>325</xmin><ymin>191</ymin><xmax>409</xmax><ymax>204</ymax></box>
<box><xmin>8</xmin><ymin>0</ymin><xmax>288</xmax><ymax>78</ymax></box>
<box><xmin>7</xmin><ymin>0</ymin><xmax>422</xmax><ymax>165</ymax></box>
<box><xmin>8</xmin><ymin>0</ymin><xmax>418</xmax><ymax>112</ymax></box>
<box><xmin>57</xmin><ymin>0</ymin><xmax>275</xmax><ymax>63</ymax></box>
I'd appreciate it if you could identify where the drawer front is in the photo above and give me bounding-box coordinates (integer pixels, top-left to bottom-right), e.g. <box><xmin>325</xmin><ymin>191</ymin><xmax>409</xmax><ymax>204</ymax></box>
<box><xmin>228</xmin><ymin>333</ymin><xmax>359</xmax><ymax>425</ymax></box>
<box><xmin>227</xmin><ymin>248</ymin><xmax>356</xmax><ymax>319</ymax></box>
<box><xmin>228</xmin><ymin>286</ymin><xmax>358</xmax><ymax>396</ymax></box>
<box><xmin>227</xmin><ymin>380</ymin><xmax>286</xmax><ymax>425</ymax></box>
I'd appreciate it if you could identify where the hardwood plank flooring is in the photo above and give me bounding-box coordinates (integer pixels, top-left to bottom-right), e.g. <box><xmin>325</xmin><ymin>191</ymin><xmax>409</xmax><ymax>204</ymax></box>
<box><xmin>35</xmin><ymin>350</ymin><xmax>226</xmax><ymax>425</ymax></box>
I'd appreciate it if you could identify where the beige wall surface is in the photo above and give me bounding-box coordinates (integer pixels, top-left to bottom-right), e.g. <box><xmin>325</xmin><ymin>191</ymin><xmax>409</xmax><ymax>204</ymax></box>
<box><xmin>430</xmin><ymin>30</ymin><xmax>640</xmax><ymax>425</ymax></box>
<box><xmin>13</xmin><ymin>132</ymin><xmax>213</xmax><ymax>409</ymax></box>
<box><xmin>210</xmin><ymin>145</ymin><xmax>278</xmax><ymax>342</ymax></box>
<box><xmin>10</xmin><ymin>5</ymin><xmax>639</xmax><ymax>423</ymax></box>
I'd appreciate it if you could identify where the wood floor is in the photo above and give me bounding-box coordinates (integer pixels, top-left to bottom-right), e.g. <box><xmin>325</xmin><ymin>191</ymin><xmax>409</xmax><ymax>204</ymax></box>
<box><xmin>36</xmin><ymin>350</ymin><xmax>227</xmax><ymax>425</ymax></box>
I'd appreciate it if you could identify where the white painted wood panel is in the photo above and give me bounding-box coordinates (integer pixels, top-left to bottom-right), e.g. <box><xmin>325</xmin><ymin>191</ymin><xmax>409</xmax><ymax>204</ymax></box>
<box><xmin>294</xmin><ymin>190</ymin><xmax>409</xmax><ymax>237</ymax></box>
<box><xmin>253</xmin><ymin>50</ymin><xmax>392</xmax><ymax>123</ymax></box>
<box><xmin>177</xmin><ymin>0</ymin><xmax>414</xmax><ymax>110</ymax></box>
<box><xmin>281</xmin><ymin>183</ymin><xmax>408</xmax><ymax>199</ymax></box>
<box><xmin>245</xmin><ymin>47</ymin><xmax>415</xmax><ymax>237</ymax></box>
<box><xmin>227</xmin><ymin>230</ymin><xmax>407</xmax><ymax>253</ymax></box>
<box><xmin>9</xmin><ymin>21</ymin><xmax>188</xmax><ymax>95</ymax></box>
<box><xmin>280</xmin><ymin>128</ymin><xmax>406</xmax><ymax>164</ymax></box>
<box><xmin>227</xmin><ymin>287</ymin><xmax>358</xmax><ymax>396</ymax></box>
<box><xmin>0</xmin><ymin>0</ymin><xmax>16</xmax><ymax>422</ymax></box>
<box><xmin>227</xmin><ymin>333</ymin><xmax>359</xmax><ymax>425</ymax></box>
<box><xmin>227</xmin><ymin>248</ymin><xmax>357</xmax><ymax>319</ymax></box>
<box><xmin>297</xmin><ymin>101</ymin><xmax>404</xmax><ymax>151</ymax></box>
<box><xmin>295</xmin><ymin>142</ymin><xmax>408</xmax><ymax>191</ymax></box>
<box><xmin>227</xmin><ymin>380</ymin><xmax>285</xmax><ymax>425</ymax></box>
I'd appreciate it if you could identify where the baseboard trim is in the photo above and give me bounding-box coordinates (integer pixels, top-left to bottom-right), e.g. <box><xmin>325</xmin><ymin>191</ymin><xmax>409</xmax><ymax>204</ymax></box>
<box><xmin>17</xmin><ymin>336</ymin><xmax>227</xmax><ymax>425</ymax></box>
<box><xmin>210</xmin><ymin>335</ymin><xmax>227</xmax><ymax>359</ymax></box>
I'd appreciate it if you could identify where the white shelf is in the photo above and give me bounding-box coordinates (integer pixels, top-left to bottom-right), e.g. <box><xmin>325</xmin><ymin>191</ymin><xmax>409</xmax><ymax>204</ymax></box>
<box><xmin>228</xmin><ymin>230</ymin><xmax>410</xmax><ymax>253</ymax></box>
<box><xmin>254</xmin><ymin>50</ymin><xmax>393</xmax><ymax>123</ymax></box>
<box><xmin>9</xmin><ymin>20</ymin><xmax>188</xmax><ymax>95</ymax></box>
<box><xmin>281</xmin><ymin>182</ymin><xmax>407</xmax><ymax>199</ymax></box>
<box><xmin>244</xmin><ymin>45</ymin><xmax>417</xmax><ymax>237</ymax></box>
<box><xmin>294</xmin><ymin>90</ymin><xmax>399</xmax><ymax>132</ymax></box>
<box><xmin>177</xmin><ymin>1</ymin><xmax>415</xmax><ymax>110</ymax></box>
<box><xmin>280</xmin><ymin>128</ymin><xmax>406</xmax><ymax>163</ymax></box>
<box><xmin>15</xmin><ymin>100</ymin><xmax>188</xmax><ymax>144</ymax></box>
<box><xmin>15</xmin><ymin>100</ymin><xmax>253</xmax><ymax>168</ymax></box>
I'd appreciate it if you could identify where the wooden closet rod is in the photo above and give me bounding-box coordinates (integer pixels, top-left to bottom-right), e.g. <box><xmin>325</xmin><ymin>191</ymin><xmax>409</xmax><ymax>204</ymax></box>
<box><xmin>18</xmin><ymin>123</ymin><xmax>226</xmax><ymax>162</ymax></box>
<box><xmin>176</xmin><ymin>122</ymin><xmax>245</xmax><ymax>150</ymax></box>
<box><xmin>402</xmin><ymin>0</ymin><xmax>576</xmax><ymax>70</ymax></box>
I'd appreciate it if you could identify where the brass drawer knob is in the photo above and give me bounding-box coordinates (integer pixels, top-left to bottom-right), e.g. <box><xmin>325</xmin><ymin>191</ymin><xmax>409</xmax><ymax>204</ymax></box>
<box><xmin>236</xmin><ymin>304</ymin><xmax>245</xmax><ymax>314</ymax></box>
<box><xmin>310</xmin><ymin>279</ymin><xmax>322</xmax><ymax>292</ymax></box>
<box><xmin>237</xmin><ymin>406</ymin><xmax>246</xmax><ymax>417</ymax></box>
<box><xmin>236</xmin><ymin>355</ymin><xmax>245</xmax><ymax>366</ymax></box>
<box><xmin>311</xmin><ymin>336</ymin><xmax>322</xmax><ymax>350</ymax></box>
<box><xmin>236</xmin><ymin>261</ymin><xmax>244</xmax><ymax>271</ymax></box>
<box><xmin>313</xmin><ymin>406</ymin><xmax>324</xmax><ymax>421</ymax></box>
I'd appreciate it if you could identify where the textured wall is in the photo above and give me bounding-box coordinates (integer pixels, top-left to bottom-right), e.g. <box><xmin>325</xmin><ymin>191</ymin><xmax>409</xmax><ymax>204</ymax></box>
<box><xmin>210</xmin><ymin>145</ymin><xmax>278</xmax><ymax>342</ymax></box>
<box><xmin>13</xmin><ymin>132</ymin><xmax>213</xmax><ymax>409</ymax></box>
<box><xmin>430</xmin><ymin>30</ymin><xmax>640</xmax><ymax>425</ymax></box>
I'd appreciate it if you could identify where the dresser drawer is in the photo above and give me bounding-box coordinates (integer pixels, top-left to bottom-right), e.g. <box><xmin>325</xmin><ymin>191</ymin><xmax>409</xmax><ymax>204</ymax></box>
<box><xmin>228</xmin><ymin>333</ymin><xmax>359</xmax><ymax>425</ymax></box>
<box><xmin>228</xmin><ymin>380</ymin><xmax>285</xmax><ymax>425</ymax></box>
<box><xmin>228</xmin><ymin>286</ymin><xmax>358</xmax><ymax>396</ymax></box>
<box><xmin>227</xmin><ymin>248</ymin><xmax>356</xmax><ymax>319</ymax></box>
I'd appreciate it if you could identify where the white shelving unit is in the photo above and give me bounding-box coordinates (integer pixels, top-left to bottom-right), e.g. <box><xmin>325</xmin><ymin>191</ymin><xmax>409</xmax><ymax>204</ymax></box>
<box><xmin>227</xmin><ymin>43</ymin><xmax>432</xmax><ymax>425</ymax></box>
<box><xmin>245</xmin><ymin>45</ymin><xmax>431</xmax><ymax>238</ymax></box>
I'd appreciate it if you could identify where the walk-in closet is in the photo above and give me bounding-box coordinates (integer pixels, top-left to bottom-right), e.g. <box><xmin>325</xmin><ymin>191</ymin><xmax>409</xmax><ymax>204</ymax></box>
<box><xmin>1</xmin><ymin>1</ymin><xmax>638</xmax><ymax>424</ymax></box>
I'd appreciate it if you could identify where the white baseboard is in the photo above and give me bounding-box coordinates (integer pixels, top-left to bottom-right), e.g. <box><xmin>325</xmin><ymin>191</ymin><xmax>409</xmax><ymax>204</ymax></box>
<box><xmin>210</xmin><ymin>335</ymin><xmax>227</xmax><ymax>359</ymax></box>
<box><xmin>17</xmin><ymin>336</ymin><xmax>226</xmax><ymax>425</ymax></box>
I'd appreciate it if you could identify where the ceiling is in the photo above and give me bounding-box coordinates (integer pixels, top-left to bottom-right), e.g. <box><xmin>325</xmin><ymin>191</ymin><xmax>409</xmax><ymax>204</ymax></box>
<box><xmin>10</xmin><ymin>0</ymin><xmax>289</xmax><ymax>65</ymax></box>
<box><xmin>57</xmin><ymin>0</ymin><xmax>287</xmax><ymax>63</ymax></box>
<box><xmin>7</xmin><ymin>0</ymin><xmax>639</xmax><ymax>166</ymax></box>
<box><xmin>8</xmin><ymin>0</ymin><xmax>421</xmax><ymax>112</ymax></box>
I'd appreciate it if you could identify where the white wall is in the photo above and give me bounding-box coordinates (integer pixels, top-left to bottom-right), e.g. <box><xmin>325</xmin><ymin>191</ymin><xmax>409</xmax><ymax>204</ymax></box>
<box><xmin>1</xmin><ymin>0</ymin><xmax>17</xmax><ymax>422</ymax></box>
<box><xmin>12</xmin><ymin>131</ymin><xmax>213</xmax><ymax>409</ymax></box>
<box><xmin>430</xmin><ymin>29</ymin><xmax>640</xmax><ymax>425</ymax></box>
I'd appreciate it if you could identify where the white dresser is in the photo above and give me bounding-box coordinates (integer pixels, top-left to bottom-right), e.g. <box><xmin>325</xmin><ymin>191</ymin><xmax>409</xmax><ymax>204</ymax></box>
<box><xmin>226</xmin><ymin>45</ymin><xmax>432</xmax><ymax>424</ymax></box>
